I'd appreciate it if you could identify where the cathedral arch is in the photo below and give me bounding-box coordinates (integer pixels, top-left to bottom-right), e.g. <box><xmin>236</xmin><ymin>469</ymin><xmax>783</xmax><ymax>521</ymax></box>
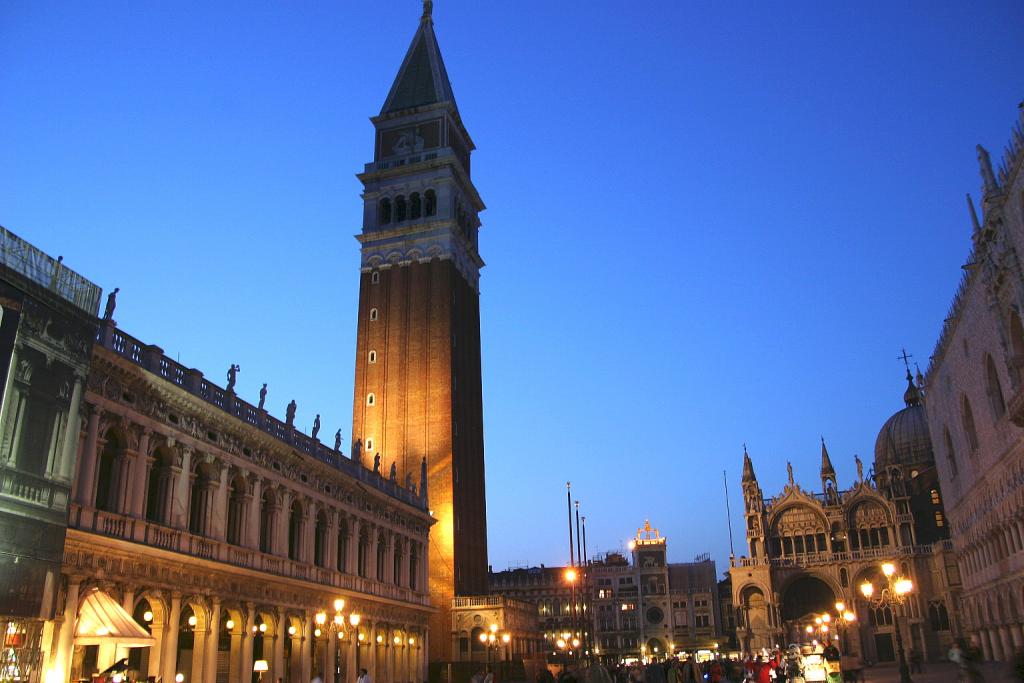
<box><xmin>768</xmin><ymin>504</ymin><xmax>829</xmax><ymax>558</ymax></box>
<box><xmin>780</xmin><ymin>574</ymin><xmax>837</xmax><ymax>622</ymax></box>
<box><xmin>961</xmin><ymin>394</ymin><xmax>980</xmax><ymax>452</ymax></box>
<box><xmin>985</xmin><ymin>353</ymin><xmax>1007</xmax><ymax>419</ymax></box>
<box><xmin>847</xmin><ymin>499</ymin><xmax>893</xmax><ymax>549</ymax></box>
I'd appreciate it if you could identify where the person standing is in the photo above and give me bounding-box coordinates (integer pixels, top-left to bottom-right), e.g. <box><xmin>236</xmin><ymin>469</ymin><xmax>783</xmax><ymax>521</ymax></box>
<box><xmin>357</xmin><ymin>668</ymin><xmax>371</xmax><ymax>683</ymax></box>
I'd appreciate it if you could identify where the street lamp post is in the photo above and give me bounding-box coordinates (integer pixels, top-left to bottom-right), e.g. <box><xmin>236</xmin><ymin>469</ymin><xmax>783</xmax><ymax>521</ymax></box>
<box><xmin>833</xmin><ymin>602</ymin><xmax>857</xmax><ymax>653</ymax></box>
<box><xmin>314</xmin><ymin>599</ymin><xmax>361</xmax><ymax>683</ymax></box>
<box><xmin>860</xmin><ymin>562</ymin><xmax>914</xmax><ymax>683</ymax></box>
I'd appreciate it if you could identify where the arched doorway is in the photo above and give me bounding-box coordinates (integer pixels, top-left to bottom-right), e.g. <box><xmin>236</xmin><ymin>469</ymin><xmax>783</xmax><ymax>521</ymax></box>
<box><xmin>781</xmin><ymin>575</ymin><xmax>836</xmax><ymax>644</ymax></box>
<box><xmin>738</xmin><ymin>585</ymin><xmax>771</xmax><ymax>652</ymax></box>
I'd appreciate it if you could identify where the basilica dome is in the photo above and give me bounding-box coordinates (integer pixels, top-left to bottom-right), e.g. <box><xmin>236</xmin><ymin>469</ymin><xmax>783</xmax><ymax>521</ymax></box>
<box><xmin>873</xmin><ymin>375</ymin><xmax>934</xmax><ymax>470</ymax></box>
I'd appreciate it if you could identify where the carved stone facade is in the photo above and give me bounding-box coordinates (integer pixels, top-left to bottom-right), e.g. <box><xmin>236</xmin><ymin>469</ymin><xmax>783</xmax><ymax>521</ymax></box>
<box><xmin>729</xmin><ymin>400</ymin><xmax>961</xmax><ymax>663</ymax></box>
<box><xmin>924</xmin><ymin>108</ymin><xmax>1024</xmax><ymax>661</ymax></box>
<box><xmin>40</xmin><ymin>326</ymin><xmax>433</xmax><ymax>683</ymax></box>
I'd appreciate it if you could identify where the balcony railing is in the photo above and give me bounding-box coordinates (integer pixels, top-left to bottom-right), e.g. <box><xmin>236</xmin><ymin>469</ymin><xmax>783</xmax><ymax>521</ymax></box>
<box><xmin>0</xmin><ymin>225</ymin><xmax>102</xmax><ymax>315</ymax></box>
<box><xmin>729</xmin><ymin>542</ymin><xmax>952</xmax><ymax>568</ymax></box>
<box><xmin>95</xmin><ymin>322</ymin><xmax>427</xmax><ymax>511</ymax></box>
<box><xmin>71</xmin><ymin>503</ymin><xmax>430</xmax><ymax>607</ymax></box>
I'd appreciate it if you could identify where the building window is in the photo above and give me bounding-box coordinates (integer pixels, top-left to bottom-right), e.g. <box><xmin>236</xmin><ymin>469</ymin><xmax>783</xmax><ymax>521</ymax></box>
<box><xmin>935</xmin><ymin>511</ymin><xmax>945</xmax><ymax>527</ymax></box>
<box><xmin>985</xmin><ymin>353</ymin><xmax>1006</xmax><ymax>419</ymax></box>
<box><xmin>395</xmin><ymin>195</ymin><xmax>407</xmax><ymax>222</ymax></box>
<box><xmin>369</xmin><ymin>350</ymin><xmax>377</xmax><ymax>364</ymax></box>
<box><xmin>367</xmin><ymin>393</ymin><xmax>376</xmax><ymax>406</ymax></box>
<box><xmin>928</xmin><ymin>601</ymin><xmax>951</xmax><ymax>631</ymax></box>
<box><xmin>410</xmin><ymin>192</ymin><xmax>422</xmax><ymax>219</ymax></box>
<box><xmin>371</xmin><ymin>271</ymin><xmax>380</xmax><ymax>284</ymax></box>
<box><xmin>425</xmin><ymin>189</ymin><xmax>437</xmax><ymax>216</ymax></box>
<box><xmin>378</xmin><ymin>198</ymin><xmax>392</xmax><ymax>225</ymax></box>
<box><xmin>370</xmin><ymin>308</ymin><xmax>378</xmax><ymax>321</ymax></box>
<box><xmin>961</xmin><ymin>395</ymin><xmax>979</xmax><ymax>452</ymax></box>
<box><xmin>944</xmin><ymin>427</ymin><xmax>958</xmax><ymax>477</ymax></box>
<box><xmin>365</xmin><ymin>438</ymin><xmax>373</xmax><ymax>452</ymax></box>
<box><xmin>930</xmin><ymin>489</ymin><xmax>941</xmax><ymax>505</ymax></box>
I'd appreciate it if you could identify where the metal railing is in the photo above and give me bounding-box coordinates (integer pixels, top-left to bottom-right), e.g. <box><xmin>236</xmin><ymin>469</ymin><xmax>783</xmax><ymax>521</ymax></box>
<box><xmin>0</xmin><ymin>225</ymin><xmax>102</xmax><ymax>315</ymax></box>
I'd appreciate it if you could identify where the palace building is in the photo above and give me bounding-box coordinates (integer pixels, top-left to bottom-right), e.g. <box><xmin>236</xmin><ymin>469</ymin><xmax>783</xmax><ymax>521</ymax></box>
<box><xmin>350</xmin><ymin>1</ymin><xmax>489</xmax><ymax>662</ymax></box>
<box><xmin>729</xmin><ymin>383</ymin><xmax>962</xmax><ymax>662</ymax></box>
<box><xmin>923</xmin><ymin>107</ymin><xmax>1024</xmax><ymax>661</ymax></box>
<box><xmin>43</xmin><ymin>316</ymin><xmax>433</xmax><ymax>683</ymax></box>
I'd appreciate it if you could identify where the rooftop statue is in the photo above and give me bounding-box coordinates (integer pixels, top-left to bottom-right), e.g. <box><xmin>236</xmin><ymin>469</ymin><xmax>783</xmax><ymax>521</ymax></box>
<box><xmin>226</xmin><ymin>364</ymin><xmax>240</xmax><ymax>393</ymax></box>
<box><xmin>334</xmin><ymin>429</ymin><xmax>342</xmax><ymax>452</ymax></box>
<box><xmin>373</xmin><ymin>452</ymin><xmax>381</xmax><ymax>475</ymax></box>
<box><xmin>312</xmin><ymin>414</ymin><xmax>321</xmax><ymax>440</ymax></box>
<box><xmin>285</xmin><ymin>399</ymin><xmax>297</xmax><ymax>427</ymax></box>
<box><xmin>258</xmin><ymin>383</ymin><xmax>267</xmax><ymax>410</ymax></box>
<box><xmin>352</xmin><ymin>438</ymin><xmax>362</xmax><ymax>464</ymax></box>
<box><xmin>855</xmin><ymin>454</ymin><xmax>864</xmax><ymax>483</ymax></box>
<box><xmin>390</xmin><ymin>462</ymin><xmax>397</xmax><ymax>482</ymax></box>
<box><xmin>102</xmin><ymin>287</ymin><xmax>120</xmax><ymax>321</ymax></box>
<box><xmin>787</xmin><ymin>461</ymin><xmax>794</xmax><ymax>487</ymax></box>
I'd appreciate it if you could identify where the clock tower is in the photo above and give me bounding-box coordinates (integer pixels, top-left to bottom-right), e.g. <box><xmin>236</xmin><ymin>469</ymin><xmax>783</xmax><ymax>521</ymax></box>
<box><xmin>351</xmin><ymin>2</ymin><xmax>488</xmax><ymax>662</ymax></box>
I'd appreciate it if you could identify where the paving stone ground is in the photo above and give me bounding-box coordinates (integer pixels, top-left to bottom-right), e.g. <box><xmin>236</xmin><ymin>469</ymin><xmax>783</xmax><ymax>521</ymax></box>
<box><xmin>859</xmin><ymin>661</ymin><xmax>1016</xmax><ymax>683</ymax></box>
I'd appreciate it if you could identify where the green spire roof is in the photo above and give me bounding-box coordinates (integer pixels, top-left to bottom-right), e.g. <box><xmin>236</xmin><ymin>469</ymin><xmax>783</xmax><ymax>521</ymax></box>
<box><xmin>380</xmin><ymin>9</ymin><xmax>457</xmax><ymax>115</ymax></box>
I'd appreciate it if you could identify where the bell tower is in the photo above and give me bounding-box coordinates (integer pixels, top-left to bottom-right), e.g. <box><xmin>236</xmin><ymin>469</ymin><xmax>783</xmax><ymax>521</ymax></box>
<box><xmin>350</xmin><ymin>1</ymin><xmax>488</xmax><ymax>662</ymax></box>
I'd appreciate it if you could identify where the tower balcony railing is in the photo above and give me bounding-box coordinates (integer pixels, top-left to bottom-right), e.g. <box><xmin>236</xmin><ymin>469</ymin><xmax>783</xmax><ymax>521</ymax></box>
<box><xmin>95</xmin><ymin>321</ymin><xmax>427</xmax><ymax>511</ymax></box>
<box><xmin>365</xmin><ymin>147</ymin><xmax>449</xmax><ymax>173</ymax></box>
<box><xmin>69</xmin><ymin>502</ymin><xmax>431</xmax><ymax>607</ymax></box>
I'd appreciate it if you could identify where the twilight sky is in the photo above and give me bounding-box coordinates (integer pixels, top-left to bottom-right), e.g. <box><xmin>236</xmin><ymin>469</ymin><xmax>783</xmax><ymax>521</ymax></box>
<box><xmin>3</xmin><ymin>1</ymin><xmax>1023</xmax><ymax>575</ymax></box>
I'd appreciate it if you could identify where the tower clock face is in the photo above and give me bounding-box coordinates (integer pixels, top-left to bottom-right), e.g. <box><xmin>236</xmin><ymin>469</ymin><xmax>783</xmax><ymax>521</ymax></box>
<box><xmin>646</xmin><ymin>606</ymin><xmax>664</xmax><ymax>625</ymax></box>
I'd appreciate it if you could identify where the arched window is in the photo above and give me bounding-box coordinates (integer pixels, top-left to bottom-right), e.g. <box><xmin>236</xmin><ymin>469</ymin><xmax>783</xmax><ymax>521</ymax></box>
<box><xmin>424</xmin><ymin>190</ymin><xmax>437</xmax><ymax>217</ymax></box>
<box><xmin>369</xmin><ymin>308</ymin><xmax>378</xmax><ymax>321</ymax></box>
<box><xmin>357</xmin><ymin>532</ymin><xmax>368</xmax><ymax>577</ymax></box>
<box><xmin>410</xmin><ymin>192</ymin><xmax>422</xmax><ymax>219</ymax></box>
<box><xmin>288</xmin><ymin>500</ymin><xmax>303</xmax><ymax>561</ymax></box>
<box><xmin>371</xmin><ymin>271</ymin><xmax>380</xmax><ymax>284</ymax></box>
<box><xmin>1009</xmin><ymin>308</ymin><xmax>1024</xmax><ymax>383</ymax></box>
<box><xmin>928</xmin><ymin>601</ymin><xmax>951</xmax><ymax>631</ymax></box>
<box><xmin>259</xmin><ymin>490</ymin><xmax>275</xmax><ymax>554</ymax></box>
<box><xmin>188</xmin><ymin>468</ymin><xmax>206</xmax><ymax>535</ymax></box>
<box><xmin>962</xmin><ymin>395</ymin><xmax>980</xmax><ymax>453</ymax></box>
<box><xmin>409</xmin><ymin>545</ymin><xmax>418</xmax><ymax>590</ymax></box>
<box><xmin>368</xmin><ymin>350</ymin><xmax>377</xmax><ymax>364</ymax></box>
<box><xmin>985</xmin><ymin>354</ymin><xmax>1006</xmax><ymax>419</ymax></box>
<box><xmin>378</xmin><ymin>198</ymin><xmax>392</xmax><ymax>225</ymax></box>
<box><xmin>226</xmin><ymin>476</ymin><xmax>245</xmax><ymax>546</ymax></box>
<box><xmin>840</xmin><ymin>567</ymin><xmax>849</xmax><ymax>587</ymax></box>
<box><xmin>95</xmin><ymin>429</ymin><xmax>126</xmax><ymax>513</ymax></box>
<box><xmin>337</xmin><ymin>521</ymin><xmax>349</xmax><ymax>573</ymax></box>
<box><xmin>376</xmin><ymin>534</ymin><xmax>387</xmax><ymax>581</ymax></box>
<box><xmin>944</xmin><ymin>427</ymin><xmax>958</xmax><ymax>477</ymax></box>
<box><xmin>395</xmin><ymin>195</ymin><xmax>407</xmax><ymax>222</ymax></box>
<box><xmin>367</xmin><ymin>393</ymin><xmax>376</xmax><ymax>406</ymax></box>
<box><xmin>314</xmin><ymin>511</ymin><xmax>328</xmax><ymax>567</ymax></box>
<box><xmin>146</xmin><ymin>448</ymin><xmax>173</xmax><ymax>524</ymax></box>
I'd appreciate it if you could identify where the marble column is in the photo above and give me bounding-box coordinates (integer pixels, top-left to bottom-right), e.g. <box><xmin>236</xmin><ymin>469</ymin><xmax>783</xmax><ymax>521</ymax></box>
<box><xmin>273</xmin><ymin>609</ymin><xmax>286</xmax><ymax>683</ymax></box>
<box><xmin>348</xmin><ymin>519</ymin><xmax>360</xmax><ymax>575</ymax></box>
<box><xmin>367</xmin><ymin>623</ymin><xmax>377</xmax><ymax>683</ymax></box>
<box><xmin>57</xmin><ymin>376</ymin><xmax>85</xmax><ymax>482</ymax></box>
<box><xmin>276</xmin><ymin>490</ymin><xmax>293</xmax><ymax>557</ymax></box>
<box><xmin>170</xmin><ymin>448</ymin><xmax>193</xmax><ymax>530</ymax></box>
<box><xmin>367</xmin><ymin>531</ymin><xmax>379</xmax><ymax>582</ymax></box>
<box><xmin>347</xmin><ymin>626</ymin><xmax>358</xmax><ymax>683</ymax></box>
<box><xmin>1000</xmin><ymin>626</ymin><xmax>1013</xmax><ymax>662</ymax></box>
<box><xmin>211</xmin><ymin>464</ymin><xmax>230</xmax><ymax>541</ymax></box>
<box><xmin>326</xmin><ymin>511</ymin><xmax>339</xmax><ymax>571</ymax></box>
<box><xmin>240</xmin><ymin>604</ymin><xmax>256</xmax><ymax>683</ymax></box>
<box><xmin>247</xmin><ymin>477</ymin><xmax>263</xmax><ymax>550</ymax></box>
<box><xmin>204</xmin><ymin>598</ymin><xmax>223</xmax><ymax>683</ymax></box>
<box><xmin>130</xmin><ymin>430</ymin><xmax>151</xmax><ymax>518</ymax></box>
<box><xmin>162</xmin><ymin>593</ymin><xmax>183</xmax><ymax>683</ymax></box>
<box><xmin>51</xmin><ymin>577</ymin><xmax>81</xmax><ymax>683</ymax></box>
<box><xmin>300</xmin><ymin>620</ymin><xmax>313</xmax><ymax>683</ymax></box>
<box><xmin>323</xmin><ymin>628</ymin><xmax>336</xmax><ymax>683</ymax></box>
<box><xmin>75</xmin><ymin>410</ymin><xmax>101</xmax><ymax>505</ymax></box>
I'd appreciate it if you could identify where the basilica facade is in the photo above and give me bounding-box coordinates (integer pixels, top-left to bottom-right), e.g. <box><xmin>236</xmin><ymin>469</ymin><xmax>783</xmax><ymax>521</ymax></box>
<box><xmin>923</xmin><ymin>108</ymin><xmax>1024</xmax><ymax>661</ymax></box>
<box><xmin>729</xmin><ymin>378</ymin><xmax>961</xmax><ymax>662</ymax></box>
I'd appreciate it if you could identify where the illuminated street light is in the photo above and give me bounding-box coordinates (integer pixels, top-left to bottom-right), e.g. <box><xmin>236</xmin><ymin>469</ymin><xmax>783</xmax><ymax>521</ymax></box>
<box><xmin>861</xmin><ymin>563</ymin><xmax>915</xmax><ymax>683</ymax></box>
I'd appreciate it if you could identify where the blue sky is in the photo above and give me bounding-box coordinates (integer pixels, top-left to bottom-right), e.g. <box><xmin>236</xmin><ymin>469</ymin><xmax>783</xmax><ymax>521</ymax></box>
<box><xmin>3</xmin><ymin>1</ymin><xmax>1023</xmax><ymax>574</ymax></box>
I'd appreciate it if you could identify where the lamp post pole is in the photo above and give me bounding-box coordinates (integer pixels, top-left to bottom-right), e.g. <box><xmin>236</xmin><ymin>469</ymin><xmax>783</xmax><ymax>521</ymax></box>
<box><xmin>861</xmin><ymin>563</ymin><xmax>913</xmax><ymax>683</ymax></box>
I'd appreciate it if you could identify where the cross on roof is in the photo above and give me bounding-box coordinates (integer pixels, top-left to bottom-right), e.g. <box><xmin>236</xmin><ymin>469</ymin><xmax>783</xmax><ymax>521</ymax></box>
<box><xmin>898</xmin><ymin>348</ymin><xmax>913</xmax><ymax>373</ymax></box>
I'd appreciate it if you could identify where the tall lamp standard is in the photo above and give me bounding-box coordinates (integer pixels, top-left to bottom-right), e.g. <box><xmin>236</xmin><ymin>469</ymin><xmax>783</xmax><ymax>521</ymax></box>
<box><xmin>349</xmin><ymin>613</ymin><xmax>362</xmax><ymax>678</ymax></box>
<box><xmin>860</xmin><ymin>562</ymin><xmax>914</xmax><ymax>683</ymax></box>
<box><xmin>832</xmin><ymin>602</ymin><xmax>857</xmax><ymax>652</ymax></box>
<box><xmin>315</xmin><ymin>599</ymin><xmax>359</xmax><ymax>683</ymax></box>
<box><xmin>564</xmin><ymin>568</ymin><xmax>578</xmax><ymax>657</ymax></box>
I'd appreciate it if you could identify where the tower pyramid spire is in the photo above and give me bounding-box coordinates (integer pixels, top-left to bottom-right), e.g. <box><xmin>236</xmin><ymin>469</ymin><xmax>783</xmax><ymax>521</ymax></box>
<box><xmin>820</xmin><ymin>437</ymin><xmax>835</xmax><ymax>477</ymax></box>
<box><xmin>742</xmin><ymin>444</ymin><xmax>756</xmax><ymax>483</ymax></box>
<box><xmin>380</xmin><ymin>3</ymin><xmax>457</xmax><ymax>116</ymax></box>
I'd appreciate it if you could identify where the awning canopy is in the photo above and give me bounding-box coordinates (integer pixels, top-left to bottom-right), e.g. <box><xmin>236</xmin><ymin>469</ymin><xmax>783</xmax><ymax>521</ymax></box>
<box><xmin>74</xmin><ymin>589</ymin><xmax>154</xmax><ymax>648</ymax></box>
